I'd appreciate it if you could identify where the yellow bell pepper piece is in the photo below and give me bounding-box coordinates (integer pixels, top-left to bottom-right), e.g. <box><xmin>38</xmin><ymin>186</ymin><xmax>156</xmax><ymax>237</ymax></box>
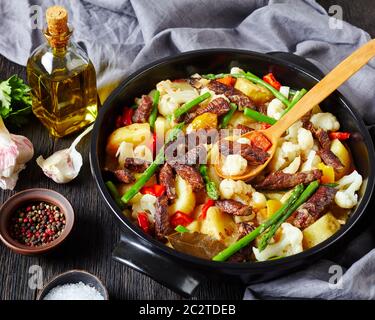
<box><xmin>318</xmin><ymin>162</ymin><xmax>335</xmax><ymax>183</ymax></box>
<box><xmin>190</xmin><ymin>112</ymin><xmax>218</xmax><ymax>130</ymax></box>
<box><xmin>266</xmin><ymin>199</ymin><xmax>282</xmax><ymax>219</ymax></box>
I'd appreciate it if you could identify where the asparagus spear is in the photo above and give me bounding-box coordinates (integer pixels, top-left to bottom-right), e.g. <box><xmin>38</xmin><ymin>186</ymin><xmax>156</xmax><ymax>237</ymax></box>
<box><xmin>149</xmin><ymin>90</ymin><xmax>160</xmax><ymax>131</ymax></box>
<box><xmin>258</xmin><ymin>180</ymin><xmax>320</xmax><ymax>251</ymax></box>
<box><xmin>203</xmin><ymin>72</ymin><xmax>291</xmax><ymax>107</ymax></box>
<box><xmin>121</xmin><ymin>123</ymin><xmax>185</xmax><ymax>203</ymax></box>
<box><xmin>173</xmin><ymin>92</ymin><xmax>211</xmax><ymax>119</ymax></box>
<box><xmin>199</xmin><ymin>164</ymin><xmax>219</xmax><ymax>200</ymax></box>
<box><xmin>105</xmin><ymin>181</ymin><xmax>125</xmax><ymax>209</ymax></box>
<box><xmin>280</xmin><ymin>88</ymin><xmax>308</xmax><ymax>117</ymax></box>
<box><xmin>219</xmin><ymin>103</ymin><xmax>237</xmax><ymax>128</ymax></box>
<box><xmin>244</xmin><ymin>108</ymin><xmax>277</xmax><ymax>125</ymax></box>
<box><xmin>212</xmin><ymin>184</ymin><xmax>304</xmax><ymax>262</ymax></box>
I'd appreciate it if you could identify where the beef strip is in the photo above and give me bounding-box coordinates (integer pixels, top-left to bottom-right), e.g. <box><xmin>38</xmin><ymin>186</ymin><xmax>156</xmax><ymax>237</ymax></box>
<box><xmin>292</xmin><ymin>186</ymin><xmax>337</xmax><ymax>229</ymax></box>
<box><xmin>304</xmin><ymin>121</ymin><xmax>331</xmax><ymax>149</ymax></box>
<box><xmin>184</xmin><ymin>97</ymin><xmax>231</xmax><ymax>124</ymax></box>
<box><xmin>159</xmin><ymin>163</ymin><xmax>176</xmax><ymax>200</ymax></box>
<box><xmin>304</xmin><ymin>121</ymin><xmax>343</xmax><ymax>170</ymax></box>
<box><xmin>207</xmin><ymin>80</ymin><xmax>256</xmax><ymax>110</ymax></box>
<box><xmin>315</xmin><ymin>128</ymin><xmax>331</xmax><ymax>150</ymax></box>
<box><xmin>227</xmin><ymin>222</ymin><xmax>257</xmax><ymax>263</ymax></box>
<box><xmin>185</xmin><ymin>129</ymin><xmax>219</xmax><ymax>145</ymax></box>
<box><xmin>318</xmin><ymin>149</ymin><xmax>344</xmax><ymax>170</ymax></box>
<box><xmin>254</xmin><ymin>169</ymin><xmax>322</xmax><ymax>190</ymax></box>
<box><xmin>167</xmin><ymin>144</ymin><xmax>207</xmax><ymax>166</ymax></box>
<box><xmin>112</xmin><ymin>168</ymin><xmax>135</xmax><ymax>184</ymax></box>
<box><xmin>227</xmin><ymin>245</ymin><xmax>253</xmax><ymax>263</ymax></box>
<box><xmin>215</xmin><ymin>200</ymin><xmax>252</xmax><ymax>216</ymax></box>
<box><xmin>171</xmin><ymin>163</ymin><xmax>205</xmax><ymax>192</ymax></box>
<box><xmin>219</xmin><ymin>139</ymin><xmax>269</xmax><ymax>165</ymax></box>
<box><xmin>256</xmin><ymin>104</ymin><xmax>268</xmax><ymax>115</ymax></box>
<box><xmin>124</xmin><ymin>158</ymin><xmax>150</xmax><ymax>173</ymax></box>
<box><xmin>235</xmin><ymin>124</ymin><xmax>253</xmax><ymax>135</ymax></box>
<box><xmin>132</xmin><ymin>95</ymin><xmax>153</xmax><ymax>123</ymax></box>
<box><xmin>237</xmin><ymin>221</ymin><xmax>257</xmax><ymax>238</ymax></box>
<box><xmin>155</xmin><ymin>194</ymin><xmax>173</xmax><ymax>240</ymax></box>
<box><xmin>189</xmin><ymin>77</ymin><xmax>203</xmax><ymax>89</ymax></box>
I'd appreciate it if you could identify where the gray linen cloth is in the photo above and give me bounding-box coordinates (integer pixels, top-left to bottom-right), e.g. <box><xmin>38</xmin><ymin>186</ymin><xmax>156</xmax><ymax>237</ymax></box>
<box><xmin>1</xmin><ymin>0</ymin><xmax>375</xmax><ymax>299</ymax></box>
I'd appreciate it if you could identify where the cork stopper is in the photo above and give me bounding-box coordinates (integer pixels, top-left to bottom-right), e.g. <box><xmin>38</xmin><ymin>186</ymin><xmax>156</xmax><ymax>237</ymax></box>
<box><xmin>45</xmin><ymin>6</ymin><xmax>71</xmax><ymax>48</ymax></box>
<box><xmin>46</xmin><ymin>6</ymin><xmax>68</xmax><ymax>35</ymax></box>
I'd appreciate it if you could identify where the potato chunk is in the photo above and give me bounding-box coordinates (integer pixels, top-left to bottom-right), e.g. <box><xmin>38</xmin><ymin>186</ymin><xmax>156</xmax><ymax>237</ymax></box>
<box><xmin>201</xmin><ymin>206</ymin><xmax>239</xmax><ymax>246</ymax></box>
<box><xmin>234</xmin><ymin>78</ymin><xmax>273</xmax><ymax>105</ymax></box>
<box><xmin>170</xmin><ymin>175</ymin><xmax>196</xmax><ymax>215</ymax></box>
<box><xmin>106</xmin><ymin>123</ymin><xmax>151</xmax><ymax>156</ymax></box>
<box><xmin>330</xmin><ymin>139</ymin><xmax>353</xmax><ymax>179</ymax></box>
<box><xmin>302</xmin><ymin>213</ymin><xmax>340</xmax><ymax>249</ymax></box>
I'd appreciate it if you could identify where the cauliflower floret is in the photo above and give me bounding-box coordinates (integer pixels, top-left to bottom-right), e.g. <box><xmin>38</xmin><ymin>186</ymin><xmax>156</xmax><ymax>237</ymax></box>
<box><xmin>219</xmin><ymin>179</ymin><xmax>254</xmax><ymax>199</ymax></box>
<box><xmin>282</xmin><ymin>156</ymin><xmax>301</xmax><ymax>174</ymax></box>
<box><xmin>297</xmin><ymin>128</ymin><xmax>314</xmax><ymax>153</ymax></box>
<box><xmin>237</xmin><ymin>137</ymin><xmax>250</xmax><ymax>144</ymax></box>
<box><xmin>253</xmin><ymin>223</ymin><xmax>303</xmax><ymax>261</ymax></box>
<box><xmin>335</xmin><ymin>170</ymin><xmax>363</xmax><ymax>209</ymax></box>
<box><xmin>280</xmin><ymin>141</ymin><xmax>300</xmax><ymax>161</ymax></box>
<box><xmin>221</xmin><ymin>154</ymin><xmax>248</xmax><ymax>176</ymax></box>
<box><xmin>301</xmin><ymin>150</ymin><xmax>321</xmax><ymax>172</ymax></box>
<box><xmin>116</xmin><ymin>142</ymin><xmax>134</xmax><ymax>167</ymax></box>
<box><xmin>133</xmin><ymin>145</ymin><xmax>153</xmax><ymax>162</ymax></box>
<box><xmin>310</xmin><ymin>112</ymin><xmax>340</xmax><ymax>131</ymax></box>
<box><xmin>267</xmin><ymin>98</ymin><xmax>285</xmax><ymax>120</ymax></box>
<box><xmin>156</xmin><ymin>80</ymin><xmax>198</xmax><ymax>117</ymax></box>
<box><xmin>251</xmin><ymin>192</ymin><xmax>267</xmax><ymax>209</ymax></box>
<box><xmin>279</xmin><ymin>86</ymin><xmax>290</xmax><ymax>98</ymax></box>
<box><xmin>230</xmin><ymin>67</ymin><xmax>245</xmax><ymax>75</ymax></box>
<box><xmin>284</xmin><ymin>121</ymin><xmax>302</xmax><ymax>142</ymax></box>
<box><xmin>131</xmin><ymin>194</ymin><xmax>158</xmax><ymax>222</ymax></box>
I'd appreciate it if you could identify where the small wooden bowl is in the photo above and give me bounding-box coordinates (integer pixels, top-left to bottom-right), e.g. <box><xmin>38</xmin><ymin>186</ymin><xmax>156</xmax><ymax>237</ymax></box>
<box><xmin>0</xmin><ymin>188</ymin><xmax>74</xmax><ymax>255</ymax></box>
<box><xmin>37</xmin><ymin>270</ymin><xmax>109</xmax><ymax>300</ymax></box>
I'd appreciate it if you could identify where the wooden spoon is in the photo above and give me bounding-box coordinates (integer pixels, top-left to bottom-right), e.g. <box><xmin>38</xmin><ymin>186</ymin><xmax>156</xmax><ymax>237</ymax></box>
<box><xmin>215</xmin><ymin>39</ymin><xmax>375</xmax><ymax>181</ymax></box>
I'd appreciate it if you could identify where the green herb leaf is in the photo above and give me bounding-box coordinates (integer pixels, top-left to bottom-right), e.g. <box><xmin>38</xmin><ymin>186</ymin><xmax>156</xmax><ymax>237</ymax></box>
<box><xmin>175</xmin><ymin>225</ymin><xmax>190</xmax><ymax>233</ymax></box>
<box><xmin>0</xmin><ymin>75</ymin><xmax>32</xmax><ymax>126</ymax></box>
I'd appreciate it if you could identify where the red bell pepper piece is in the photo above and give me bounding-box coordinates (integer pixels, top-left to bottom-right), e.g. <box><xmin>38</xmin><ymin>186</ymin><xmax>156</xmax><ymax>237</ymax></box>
<box><xmin>151</xmin><ymin>131</ymin><xmax>157</xmax><ymax>158</ymax></box>
<box><xmin>250</xmin><ymin>132</ymin><xmax>272</xmax><ymax>151</ymax></box>
<box><xmin>137</xmin><ymin>212</ymin><xmax>150</xmax><ymax>233</ymax></box>
<box><xmin>263</xmin><ymin>73</ymin><xmax>281</xmax><ymax>90</ymax></box>
<box><xmin>153</xmin><ymin>184</ymin><xmax>166</xmax><ymax>197</ymax></box>
<box><xmin>198</xmin><ymin>199</ymin><xmax>215</xmax><ymax>221</ymax></box>
<box><xmin>140</xmin><ymin>184</ymin><xmax>165</xmax><ymax>197</ymax></box>
<box><xmin>217</xmin><ymin>76</ymin><xmax>236</xmax><ymax>87</ymax></box>
<box><xmin>261</xmin><ymin>123</ymin><xmax>272</xmax><ymax>130</ymax></box>
<box><xmin>115</xmin><ymin>107</ymin><xmax>134</xmax><ymax>127</ymax></box>
<box><xmin>123</xmin><ymin>108</ymin><xmax>134</xmax><ymax>126</ymax></box>
<box><xmin>170</xmin><ymin>211</ymin><xmax>194</xmax><ymax>228</ymax></box>
<box><xmin>329</xmin><ymin>131</ymin><xmax>351</xmax><ymax>141</ymax></box>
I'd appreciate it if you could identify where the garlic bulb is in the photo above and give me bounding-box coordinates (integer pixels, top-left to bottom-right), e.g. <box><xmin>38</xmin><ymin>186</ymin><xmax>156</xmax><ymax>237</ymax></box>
<box><xmin>0</xmin><ymin>117</ymin><xmax>34</xmax><ymax>190</ymax></box>
<box><xmin>37</xmin><ymin>124</ymin><xmax>93</xmax><ymax>183</ymax></box>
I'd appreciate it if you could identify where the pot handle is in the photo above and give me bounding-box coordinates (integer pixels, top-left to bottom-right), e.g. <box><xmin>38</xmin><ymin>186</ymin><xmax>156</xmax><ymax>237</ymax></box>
<box><xmin>267</xmin><ymin>51</ymin><xmax>325</xmax><ymax>78</ymax></box>
<box><xmin>112</xmin><ymin>232</ymin><xmax>204</xmax><ymax>297</ymax></box>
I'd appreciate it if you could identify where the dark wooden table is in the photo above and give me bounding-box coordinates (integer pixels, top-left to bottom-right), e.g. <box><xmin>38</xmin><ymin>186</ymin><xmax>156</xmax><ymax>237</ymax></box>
<box><xmin>1</xmin><ymin>0</ymin><xmax>374</xmax><ymax>300</ymax></box>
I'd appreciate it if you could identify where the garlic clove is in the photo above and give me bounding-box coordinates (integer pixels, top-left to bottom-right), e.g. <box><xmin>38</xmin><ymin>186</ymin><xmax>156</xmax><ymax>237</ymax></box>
<box><xmin>37</xmin><ymin>124</ymin><xmax>92</xmax><ymax>183</ymax></box>
<box><xmin>0</xmin><ymin>117</ymin><xmax>34</xmax><ymax>190</ymax></box>
<box><xmin>36</xmin><ymin>148</ymin><xmax>83</xmax><ymax>184</ymax></box>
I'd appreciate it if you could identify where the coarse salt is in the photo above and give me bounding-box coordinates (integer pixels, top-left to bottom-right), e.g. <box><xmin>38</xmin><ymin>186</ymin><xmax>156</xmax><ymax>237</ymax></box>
<box><xmin>43</xmin><ymin>281</ymin><xmax>104</xmax><ymax>300</ymax></box>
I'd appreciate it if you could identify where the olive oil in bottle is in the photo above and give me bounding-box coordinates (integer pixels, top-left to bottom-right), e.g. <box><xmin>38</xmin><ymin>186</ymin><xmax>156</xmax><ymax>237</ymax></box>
<box><xmin>27</xmin><ymin>6</ymin><xmax>98</xmax><ymax>137</ymax></box>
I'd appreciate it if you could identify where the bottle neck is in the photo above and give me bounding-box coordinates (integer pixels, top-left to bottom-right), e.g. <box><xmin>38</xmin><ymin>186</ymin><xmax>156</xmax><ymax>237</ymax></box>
<box><xmin>43</xmin><ymin>26</ymin><xmax>73</xmax><ymax>55</ymax></box>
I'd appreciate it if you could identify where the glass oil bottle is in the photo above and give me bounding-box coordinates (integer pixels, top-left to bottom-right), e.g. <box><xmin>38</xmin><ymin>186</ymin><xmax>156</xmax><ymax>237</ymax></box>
<box><xmin>27</xmin><ymin>6</ymin><xmax>98</xmax><ymax>138</ymax></box>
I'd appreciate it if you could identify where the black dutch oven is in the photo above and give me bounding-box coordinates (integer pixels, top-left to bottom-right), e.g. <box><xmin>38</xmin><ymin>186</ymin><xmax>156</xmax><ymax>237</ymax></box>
<box><xmin>90</xmin><ymin>49</ymin><xmax>375</xmax><ymax>297</ymax></box>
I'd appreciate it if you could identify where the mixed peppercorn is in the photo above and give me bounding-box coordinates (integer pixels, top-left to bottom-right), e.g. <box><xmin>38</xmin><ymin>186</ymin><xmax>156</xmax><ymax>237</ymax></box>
<box><xmin>9</xmin><ymin>201</ymin><xmax>65</xmax><ymax>246</ymax></box>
